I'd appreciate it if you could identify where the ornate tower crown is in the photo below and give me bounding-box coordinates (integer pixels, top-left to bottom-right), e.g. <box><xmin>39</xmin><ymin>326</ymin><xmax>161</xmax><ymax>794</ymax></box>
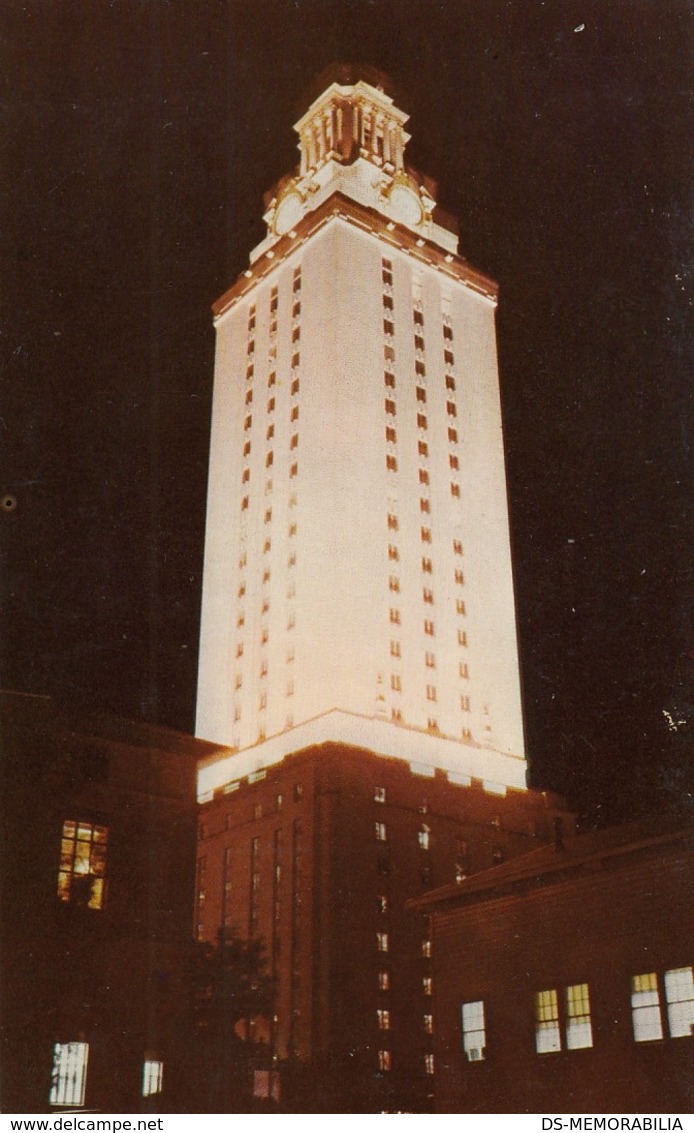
<box><xmin>251</xmin><ymin>68</ymin><xmax>458</xmax><ymax>262</ymax></box>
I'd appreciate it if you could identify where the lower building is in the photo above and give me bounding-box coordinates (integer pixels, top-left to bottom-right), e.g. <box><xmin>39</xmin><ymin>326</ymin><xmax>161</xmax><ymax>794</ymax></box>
<box><xmin>196</xmin><ymin>740</ymin><xmax>570</xmax><ymax>1112</ymax></box>
<box><xmin>409</xmin><ymin>818</ymin><xmax>694</xmax><ymax>1113</ymax></box>
<box><xmin>0</xmin><ymin>691</ymin><xmax>218</xmax><ymax>1114</ymax></box>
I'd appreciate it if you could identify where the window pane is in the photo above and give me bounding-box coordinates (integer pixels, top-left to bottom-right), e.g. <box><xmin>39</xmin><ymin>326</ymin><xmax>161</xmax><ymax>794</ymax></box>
<box><xmin>50</xmin><ymin>1041</ymin><xmax>89</xmax><ymax>1107</ymax></box>
<box><xmin>664</xmin><ymin>966</ymin><xmax>694</xmax><ymax>1038</ymax></box>
<box><xmin>462</xmin><ymin>999</ymin><xmax>486</xmax><ymax>1061</ymax></box>
<box><xmin>631</xmin><ymin>973</ymin><xmax>663</xmax><ymax>1042</ymax></box>
<box><xmin>566</xmin><ymin>983</ymin><xmax>593</xmax><ymax>1049</ymax></box>
<box><xmin>535</xmin><ymin>989</ymin><xmax>561</xmax><ymax>1053</ymax></box>
<box><xmin>142</xmin><ymin>1059</ymin><xmax>164</xmax><ymax>1097</ymax></box>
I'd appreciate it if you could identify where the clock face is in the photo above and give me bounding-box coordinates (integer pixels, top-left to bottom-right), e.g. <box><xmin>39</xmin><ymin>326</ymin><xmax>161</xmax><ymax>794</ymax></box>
<box><xmin>388</xmin><ymin>183</ymin><xmax>423</xmax><ymax>226</ymax></box>
<box><xmin>274</xmin><ymin>191</ymin><xmax>304</xmax><ymax>235</ymax></box>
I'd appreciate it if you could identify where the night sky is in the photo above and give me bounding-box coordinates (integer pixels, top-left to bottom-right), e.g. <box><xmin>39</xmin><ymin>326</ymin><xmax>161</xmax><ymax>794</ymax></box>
<box><xmin>3</xmin><ymin>0</ymin><xmax>691</xmax><ymax>825</ymax></box>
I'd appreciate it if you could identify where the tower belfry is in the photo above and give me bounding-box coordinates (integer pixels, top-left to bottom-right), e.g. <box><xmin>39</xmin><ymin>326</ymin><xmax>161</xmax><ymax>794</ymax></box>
<box><xmin>196</xmin><ymin>70</ymin><xmax>527</xmax><ymax>796</ymax></box>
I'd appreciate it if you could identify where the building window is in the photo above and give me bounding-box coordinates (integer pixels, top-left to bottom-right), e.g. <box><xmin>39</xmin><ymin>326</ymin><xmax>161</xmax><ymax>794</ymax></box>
<box><xmin>462</xmin><ymin>1000</ymin><xmax>486</xmax><ymax>1062</ymax></box>
<box><xmin>444</xmin><ymin>349</ymin><xmax>454</xmax><ymax>366</ymax></box>
<box><xmin>243</xmin><ymin>440</ymin><xmax>251</xmax><ymax>457</ymax></box>
<box><xmin>443</xmin><ymin>323</ymin><xmax>453</xmax><ymax>340</ymax></box>
<box><xmin>446</xmin><ymin>375</ymin><xmax>456</xmax><ymax>391</ymax></box>
<box><xmin>425</xmin><ymin>650</ymin><xmax>436</xmax><ymax>668</ymax></box>
<box><xmin>416</xmin><ymin>386</ymin><xmax>426</xmax><ymax>403</ymax></box>
<box><xmin>391</xmin><ymin>674</ymin><xmax>401</xmax><ymax>692</ymax></box>
<box><xmin>383</xmin><ymin>319</ymin><xmax>394</xmax><ymax>337</ymax></box>
<box><xmin>388</xmin><ymin>575</ymin><xmax>400</xmax><ymax>592</ymax></box>
<box><xmin>266</xmin><ymin>451</ymin><xmax>273</xmax><ymax>468</ymax></box>
<box><xmin>421</xmin><ymin>557</ymin><xmax>432</xmax><ymax>573</ymax></box>
<box><xmin>457</xmin><ymin>599</ymin><xmax>466</xmax><ymax>615</ymax></box>
<box><xmin>455</xmin><ymin>568</ymin><xmax>465</xmax><ymax>585</ymax></box>
<box><xmin>384</xmin><ymin>345</ymin><xmax>395</xmax><ymax>364</ymax></box>
<box><xmin>446</xmin><ymin>400</ymin><xmax>457</xmax><ymax>417</ymax></box>
<box><xmin>415</xmin><ymin>359</ymin><xmax>426</xmax><ymax>378</ymax></box>
<box><xmin>291</xmin><ymin>404</ymin><xmax>299</xmax><ymax>421</ymax></box>
<box><xmin>451</xmin><ymin>482</ymin><xmax>461</xmax><ymax>498</ymax></box>
<box><xmin>57</xmin><ymin>821</ymin><xmax>108</xmax><ymax>910</ymax></box>
<box><xmin>392</xmin><ymin>708</ymin><xmax>402</xmax><ymax>722</ymax></box>
<box><xmin>267</xmin><ymin>397</ymin><xmax>275</xmax><ymax>413</ymax></box>
<box><xmin>414</xmin><ymin>334</ymin><xmax>425</xmax><ymax>353</ymax></box>
<box><xmin>245</xmin><ymin>388</ymin><xmax>253</xmax><ymax>405</ymax></box>
<box><xmin>290</xmin><ymin>462</ymin><xmax>298</xmax><ymax>478</ymax></box>
<box><xmin>387</xmin><ymin>513</ymin><xmax>399</xmax><ymax>531</ymax></box>
<box><xmin>424</xmin><ymin>619</ymin><xmax>435</xmax><ymax>636</ymax></box>
<box><xmin>418</xmin><ymin>440</ymin><xmax>428</xmax><ymax>457</ymax></box>
<box><xmin>422</xmin><ymin>939</ymin><xmax>432</xmax><ymax>958</ymax></box>
<box><xmin>459</xmin><ymin>662</ymin><xmax>469</xmax><ymax>679</ymax></box>
<box><xmin>378</xmin><ymin>1050</ymin><xmax>391</xmax><ymax>1073</ymax></box>
<box><xmin>413</xmin><ymin>308</ymin><xmax>423</xmax><ymax>326</ymax></box>
<box><xmin>244</xmin><ymin>415</ymin><xmax>252</xmax><ymax>431</ymax></box>
<box><xmin>142</xmin><ymin>1059</ymin><xmax>164</xmax><ymax>1098</ymax></box>
<box><xmin>418</xmin><ymin>825</ymin><xmax>431</xmax><ymax>850</ymax></box>
<box><xmin>290</xmin><ymin>433</ymin><xmax>299</xmax><ymax>450</ymax></box>
<box><xmin>268</xmin><ymin>371</ymin><xmax>277</xmax><ymax>387</ymax></box>
<box><xmin>385</xmin><ymin>398</ymin><xmax>396</xmax><ymax>416</ymax></box>
<box><xmin>383</xmin><ymin>293</ymin><xmax>393</xmax><ymax>310</ymax></box>
<box><xmin>375</xmin><ymin>822</ymin><xmax>387</xmax><ymax>842</ymax></box>
<box><xmin>291</xmin><ymin>377</ymin><xmax>299</xmax><ymax>395</ymax></box>
<box><xmin>389</xmin><ymin>608</ymin><xmax>400</xmax><ymax>625</ymax></box>
<box><xmin>566</xmin><ymin>983</ymin><xmax>594</xmax><ymax>1049</ymax></box>
<box><xmin>535</xmin><ymin>990</ymin><xmax>561</xmax><ymax>1053</ymax></box>
<box><xmin>458</xmin><ymin>630</ymin><xmax>468</xmax><ymax>647</ymax></box>
<box><xmin>377</xmin><ymin>932</ymin><xmax>389</xmax><ymax>952</ymax></box>
<box><xmin>461</xmin><ymin>695</ymin><xmax>471</xmax><ymax>712</ymax></box>
<box><xmin>448</xmin><ymin>427</ymin><xmax>458</xmax><ymax>443</ymax></box>
<box><xmin>374</xmin><ymin>786</ymin><xmax>386</xmax><ymax>803</ymax></box>
<box><xmin>291</xmin><ymin>351</ymin><xmax>300</xmax><ymax>368</ymax></box>
<box><xmin>665</xmin><ymin>966</ymin><xmax>694</xmax><ymax>1037</ymax></box>
<box><xmin>241</xmin><ymin>496</ymin><xmax>249</xmax><ymax>511</ymax></box>
<box><xmin>449</xmin><ymin>453</ymin><xmax>459</xmax><ymax>470</ymax></box>
<box><xmin>390</xmin><ymin>640</ymin><xmax>401</xmax><ymax>658</ymax></box>
<box><xmin>377</xmin><ymin>894</ymin><xmax>390</xmax><ymax>914</ymax></box>
<box><xmin>423</xmin><ymin>588</ymin><xmax>434</xmax><ymax>605</ymax></box>
<box><xmin>377</xmin><ymin>1009</ymin><xmax>391</xmax><ymax>1031</ymax></box>
<box><xmin>242</xmin><ymin>467</ymin><xmax>250</xmax><ymax>484</ymax></box>
<box><xmin>377</xmin><ymin>856</ymin><xmax>391</xmax><ymax>876</ymax></box>
<box><xmin>417</xmin><ymin>413</ymin><xmax>427</xmax><ymax>429</ymax></box>
<box><xmin>423</xmin><ymin>977</ymin><xmax>433</xmax><ymax>996</ymax></box>
<box><xmin>425</xmin><ymin>685</ymin><xmax>437</xmax><ymax>702</ymax></box>
<box><xmin>384</xmin><ymin>371</ymin><xmax>396</xmax><ymax>388</ymax></box>
<box><xmin>379</xmin><ymin>971</ymin><xmax>390</xmax><ymax>991</ymax></box>
<box><xmin>424</xmin><ymin>1053</ymin><xmax>435</xmax><ymax>1075</ymax></box>
<box><xmin>631</xmin><ymin>973</ymin><xmax>664</xmax><ymax>1042</ymax></box>
<box><xmin>50</xmin><ymin>1041</ymin><xmax>89</xmax><ymax>1107</ymax></box>
<box><xmin>424</xmin><ymin>1013</ymin><xmax>434</xmax><ymax>1034</ymax></box>
<box><xmin>420</xmin><ymin>527</ymin><xmax>431</xmax><ymax>543</ymax></box>
<box><xmin>385</xmin><ymin>425</ymin><xmax>397</xmax><ymax>443</ymax></box>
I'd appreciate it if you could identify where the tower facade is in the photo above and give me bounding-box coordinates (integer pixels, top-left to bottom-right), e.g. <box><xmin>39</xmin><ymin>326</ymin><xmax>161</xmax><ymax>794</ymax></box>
<box><xmin>196</xmin><ymin>71</ymin><xmax>526</xmax><ymax>797</ymax></box>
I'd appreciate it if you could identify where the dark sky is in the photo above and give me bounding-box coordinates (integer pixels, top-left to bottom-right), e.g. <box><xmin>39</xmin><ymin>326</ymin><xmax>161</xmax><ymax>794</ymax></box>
<box><xmin>3</xmin><ymin>0</ymin><xmax>692</xmax><ymax>824</ymax></box>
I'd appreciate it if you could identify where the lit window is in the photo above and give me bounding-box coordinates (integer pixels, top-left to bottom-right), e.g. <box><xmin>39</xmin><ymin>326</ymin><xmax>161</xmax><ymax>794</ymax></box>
<box><xmin>375</xmin><ymin>822</ymin><xmax>387</xmax><ymax>842</ymax></box>
<box><xmin>377</xmin><ymin>1009</ymin><xmax>391</xmax><ymax>1031</ymax></box>
<box><xmin>424</xmin><ymin>1013</ymin><xmax>434</xmax><ymax>1034</ymax></box>
<box><xmin>535</xmin><ymin>989</ymin><xmax>561</xmax><ymax>1053</ymax></box>
<box><xmin>391</xmin><ymin>674</ymin><xmax>401</xmax><ymax>692</ymax></box>
<box><xmin>418</xmin><ymin>826</ymin><xmax>430</xmax><ymax>850</ymax></box>
<box><xmin>142</xmin><ymin>1059</ymin><xmax>163</xmax><ymax>1098</ymax></box>
<box><xmin>424</xmin><ymin>1053</ymin><xmax>435</xmax><ymax>1075</ymax></box>
<box><xmin>462</xmin><ymin>1000</ymin><xmax>486</xmax><ymax>1062</ymax></box>
<box><xmin>57</xmin><ymin>821</ymin><xmax>108</xmax><ymax>910</ymax></box>
<box><xmin>374</xmin><ymin>786</ymin><xmax>386</xmax><ymax>803</ymax></box>
<box><xmin>377</xmin><ymin>894</ymin><xmax>389</xmax><ymax>914</ymax></box>
<box><xmin>632</xmin><ymin>973</ymin><xmax>663</xmax><ymax>1041</ymax></box>
<box><xmin>378</xmin><ymin>1049</ymin><xmax>391</xmax><ymax>1072</ymax></box>
<box><xmin>422</xmin><ymin>939</ymin><xmax>432</xmax><ymax>957</ymax></box>
<box><xmin>566</xmin><ymin>983</ymin><xmax>593</xmax><ymax>1050</ymax></box>
<box><xmin>50</xmin><ymin>1041</ymin><xmax>89</xmax><ymax>1107</ymax></box>
<box><xmin>665</xmin><ymin>966</ymin><xmax>694</xmax><ymax>1037</ymax></box>
<box><xmin>379</xmin><ymin>971</ymin><xmax>390</xmax><ymax>991</ymax></box>
<box><xmin>377</xmin><ymin>932</ymin><xmax>389</xmax><ymax>952</ymax></box>
<box><xmin>423</xmin><ymin>977</ymin><xmax>433</xmax><ymax>996</ymax></box>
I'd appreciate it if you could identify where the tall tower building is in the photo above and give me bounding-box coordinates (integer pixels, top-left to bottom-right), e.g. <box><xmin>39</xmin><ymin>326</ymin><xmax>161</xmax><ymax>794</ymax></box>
<box><xmin>194</xmin><ymin>69</ymin><xmax>569</xmax><ymax>1113</ymax></box>
<box><xmin>197</xmin><ymin>69</ymin><xmax>526</xmax><ymax>797</ymax></box>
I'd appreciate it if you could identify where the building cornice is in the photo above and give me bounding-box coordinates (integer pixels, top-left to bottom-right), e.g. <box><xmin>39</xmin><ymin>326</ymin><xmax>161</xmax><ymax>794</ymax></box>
<box><xmin>212</xmin><ymin>191</ymin><xmax>497</xmax><ymax>322</ymax></box>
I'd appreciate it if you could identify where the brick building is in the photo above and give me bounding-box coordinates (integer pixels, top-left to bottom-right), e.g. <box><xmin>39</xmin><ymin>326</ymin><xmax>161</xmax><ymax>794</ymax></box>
<box><xmin>0</xmin><ymin>691</ymin><xmax>216</xmax><ymax>1113</ymax></box>
<box><xmin>196</xmin><ymin>740</ymin><xmax>569</xmax><ymax>1111</ymax></box>
<box><xmin>409</xmin><ymin>818</ymin><xmax>694</xmax><ymax>1112</ymax></box>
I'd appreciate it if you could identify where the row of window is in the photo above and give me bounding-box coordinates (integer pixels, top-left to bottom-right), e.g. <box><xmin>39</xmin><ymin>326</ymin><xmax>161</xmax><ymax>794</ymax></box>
<box><xmin>50</xmin><ymin>1042</ymin><xmax>162</xmax><ymax>1107</ymax></box>
<box><xmin>374</xmin><ymin>822</ymin><xmax>432</xmax><ymax>849</ymax></box>
<box><xmin>460</xmin><ymin>968</ymin><xmax>693</xmax><ymax>1064</ymax></box>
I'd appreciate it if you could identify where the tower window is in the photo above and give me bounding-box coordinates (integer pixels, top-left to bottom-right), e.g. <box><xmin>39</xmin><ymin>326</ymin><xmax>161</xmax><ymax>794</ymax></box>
<box><xmin>424</xmin><ymin>620</ymin><xmax>435</xmax><ymax>636</ymax></box>
<box><xmin>389</xmin><ymin>608</ymin><xmax>400</xmax><ymax>625</ymax></box>
<box><xmin>416</xmin><ymin>386</ymin><xmax>426</xmax><ymax>403</ymax></box>
<box><xmin>423</xmin><ymin>977</ymin><xmax>433</xmax><ymax>996</ymax></box>
<box><xmin>420</xmin><ymin>527</ymin><xmax>431</xmax><ymax>543</ymax></box>
<box><xmin>291</xmin><ymin>405</ymin><xmax>299</xmax><ymax>421</ymax></box>
<box><xmin>414</xmin><ymin>334</ymin><xmax>425</xmax><ymax>352</ymax></box>
<box><xmin>243</xmin><ymin>440</ymin><xmax>251</xmax><ymax>457</ymax></box>
<box><xmin>388</xmin><ymin>576</ymin><xmax>400</xmax><ymax>593</ymax></box>
<box><xmin>384</xmin><ymin>345</ymin><xmax>395</xmax><ymax>364</ymax></box>
<box><xmin>384</xmin><ymin>371</ymin><xmax>396</xmax><ymax>388</ymax></box>
<box><xmin>385</xmin><ymin>399</ymin><xmax>396</xmax><ymax>416</ymax></box>
<box><xmin>419</xmin><ymin>469</ymin><xmax>429</xmax><ymax>485</ymax></box>
<box><xmin>459</xmin><ymin>662</ymin><xmax>469</xmax><ymax>679</ymax></box>
<box><xmin>376</xmin><ymin>932</ymin><xmax>389</xmax><ymax>952</ymax></box>
<box><xmin>420</xmin><ymin>498</ymin><xmax>430</xmax><ymax>513</ymax></box>
<box><xmin>423</xmin><ymin>588</ymin><xmax>434</xmax><ymax>605</ymax></box>
<box><xmin>446</xmin><ymin>401</ymin><xmax>457</xmax><ymax>417</ymax></box>
<box><xmin>290</xmin><ymin>433</ymin><xmax>299</xmax><ymax>450</ymax></box>
<box><xmin>444</xmin><ymin>349</ymin><xmax>454</xmax><ymax>366</ymax></box>
<box><xmin>383</xmin><ymin>320</ymin><xmax>394</xmax><ymax>337</ymax></box>
<box><xmin>446</xmin><ymin>375</ymin><xmax>456</xmax><ymax>391</ymax></box>
<box><xmin>385</xmin><ymin>426</ymin><xmax>397</xmax><ymax>443</ymax></box>
<box><xmin>268</xmin><ymin>371</ymin><xmax>276</xmax><ymax>387</ymax></box>
<box><xmin>421</xmin><ymin>557</ymin><xmax>432</xmax><ymax>573</ymax></box>
<box><xmin>453</xmin><ymin>539</ymin><xmax>463</xmax><ymax>555</ymax></box>
<box><xmin>424</xmin><ymin>1054</ymin><xmax>435</xmax><ymax>1075</ymax></box>
<box><xmin>379</xmin><ymin>971</ymin><xmax>390</xmax><ymax>991</ymax></box>
<box><xmin>455</xmin><ymin>568</ymin><xmax>464</xmax><ymax>584</ymax></box>
<box><xmin>375</xmin><ymin>822</ymin><xmax>387</xmax><ymax>841</ymax></box>
<box><xmin>449</xmin><ymin>454</ymin><xmax>459</xmax><ymax>470</ymax></box>
<box><xmin>374</xmin><ymin>786</ymin><xmax>386</xmax><ymax>803</ymax></box>
<box><xmin>390</xmin><ymin>640</ymin><xmax>401</xmax><ymax>658</ymax></box>
<box><xmin>378</xmin><ymin>1050</ymin><xmax>391</xmax><ymax>1072</ymax></box>
<box><xmin>387</xmin><ymin>513</ymin><xmax>399</xmax><ymax>531</ymax></box>
<box><xmin>425</xmin><ymin>651</ymin><xmax>435</xmax><ymax>669</ymax></box>
<box><xmin>457</xmin><ymin>599</ymin><xmax>466</xmax><ymax>615</ymax></box>
<box><xmin>142</xmin><ymin>1058</ymin><xmax>164</xmax><ymax>1098</ymax></box>
<box><xmin>451</xmin><ymin>482</ymin><xmax>461</xmax><ymax>498</ymax></box>
<box><xmin>418</xmin><ymin>440</ymin><xmax>428</xmax><ymax>457</ymax></box>
<box><xmin>426</xmin><ymin>685</ymin><xmax>437</xmax><ymax>702</ymax></box>
<box><xmin>448</xmin><ymin>427</ymin><xmax>458</xmax><ymax>443</ymax></box>
<box><xmin>391</xmin><ymin>674</ymin><xmax>401</xmax><ymax>692</ymax></box>
<box><xmin>388</xmin><ymin>545</ymin><xmax>399</xmax><ymax>561</ymax></box>
<box><xmin>244</xmin><ymin>415</ymin><xmax>252</xmax><ymax>431</ymax></box>
<box><xmin>291</xmin><ymin>378</ymin><xmax>299</xmax><ymax>395</ymax></box>
<box><xmin>461</xmin><ymin>695</ymin><xmax>471</xmax><ymax>712</ymax></box>
<box><xmin>415</xmin><ymin>360</ymin><xmax>426</xmax><ymax>378</ymax></box>
<box><xmin>386</xmin><ymin>454</ymin><xmax>398</xmax><ymax>472</ymax></box>
<box><xmin>377</xmin><ymin>1009</ymin><xmax>391</xmax><ymax>1031</ymax></box>
<box><xmin>267</xmin><ymin>397</ymin><xmax>275</xmax><ymax>413</ymax></box>
<box><xmin>417</xmin><ymin>413</ymin><xmax>427</xmax><ymax>430</ymax></box>
<box><xmin>418</xmin><ymin>825</ymin><xmax>431</xmax><ymax>849</ymax></box>
<box><xmin>245</xmin><ymin>388</ymin><xmax>253</xmax><ymax>405</ymax></box>
<box><xmin>423</xmin><ymin>1014</ymin><xmax>434</xmax><ymax>1035</ymax></box>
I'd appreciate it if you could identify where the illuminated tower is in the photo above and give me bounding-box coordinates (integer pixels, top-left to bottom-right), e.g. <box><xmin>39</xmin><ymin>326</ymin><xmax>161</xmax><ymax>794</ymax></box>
<box><xmin>196</xmin><ymin>69</ymin><xmax>526</xmax><ymax>797</ymax></box>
